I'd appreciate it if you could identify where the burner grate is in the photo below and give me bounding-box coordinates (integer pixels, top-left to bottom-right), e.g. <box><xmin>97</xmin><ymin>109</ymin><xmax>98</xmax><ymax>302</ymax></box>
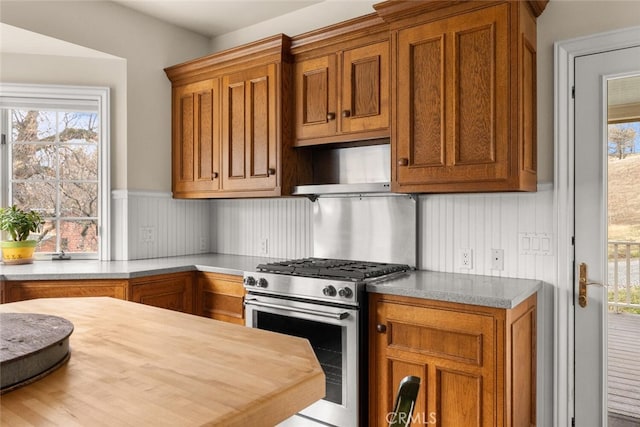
<box><xmin>257</xmin><ymin>257</ymin><xmax>410</xmax><ymax>280</ymax></box>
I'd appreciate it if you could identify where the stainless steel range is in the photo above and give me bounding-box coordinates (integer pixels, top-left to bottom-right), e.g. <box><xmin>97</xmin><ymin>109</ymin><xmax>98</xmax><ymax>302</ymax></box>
<box><xmin>244</xmin><ymin>257</ymin><xmax>410</xmax><ymax>427</ymax></box>
<box><xmin>245</xmin><ymin>193</ymin><xmax>417</xmax><ymax>426</ymax></box>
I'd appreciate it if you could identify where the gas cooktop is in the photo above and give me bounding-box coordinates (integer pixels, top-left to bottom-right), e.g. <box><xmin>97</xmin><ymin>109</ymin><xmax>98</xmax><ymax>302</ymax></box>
<box><xmin>256</xmin><ymin>257</ymin><xmax>411</xmax><ymax>281</ymax></box>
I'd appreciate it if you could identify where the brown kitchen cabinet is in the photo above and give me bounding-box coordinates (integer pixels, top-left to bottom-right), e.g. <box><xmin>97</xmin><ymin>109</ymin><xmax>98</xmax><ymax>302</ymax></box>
<box><xmin>369</xmin><ymin>292</ymin><xmax>537</xmax><ymax>427</ymax></box>
<box><xmin>165</xmin><ymin>34</ymin><xmax>311</xmax><ymax>198</ymax></box>
<box><xmin>221</xmin><ymin>64</ymin><xmax>278</xmax><ymax>193</ymax></box>
<box><xmin>129</xmin><ymin>272</ymin><xmax>194</xmax><ymax>314</ymax></box>
<box><xmin>171</xmin><ymin>79</ymin><xmax>221</xmax><ymax>198</ymax></box>
<box><xmin>195</xmin><ymin>272</ymin><xmax>245</xmax><ymax>325</ymax></box>
<box><xmin>2</xmin><ymin>279</ymin><xmax>128</xmax><ymax>303</ymax></box>
<box><xmin>293</xmin><ymin>15</ymin><xmax>390</xmax><ymax>146</ymax></box>
<box><xmin>377</xmin><ymin>1</ymin><xmax>545</xmax><ymax>193</ymax></box>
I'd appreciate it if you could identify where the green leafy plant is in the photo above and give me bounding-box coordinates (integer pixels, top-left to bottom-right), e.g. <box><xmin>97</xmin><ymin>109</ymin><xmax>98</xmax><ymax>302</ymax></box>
<box><xmin>0</xmin><ymin>205</ymin><xmax>45</xmax><ymax>242</ymax></box>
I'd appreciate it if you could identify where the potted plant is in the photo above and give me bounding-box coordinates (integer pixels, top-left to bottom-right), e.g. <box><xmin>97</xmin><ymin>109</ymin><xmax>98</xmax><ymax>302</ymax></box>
<box><xmin>0</xmin><ymin>205</ymin><xmax>44</xmax><ymax>264</ymax></box>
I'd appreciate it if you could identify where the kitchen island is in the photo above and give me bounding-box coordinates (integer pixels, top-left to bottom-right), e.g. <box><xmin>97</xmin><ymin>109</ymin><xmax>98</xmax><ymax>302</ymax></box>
<box><xmin>0</xmin><ymin>297</ymin><xmax>325</xmax><ymax>426</ymax></box>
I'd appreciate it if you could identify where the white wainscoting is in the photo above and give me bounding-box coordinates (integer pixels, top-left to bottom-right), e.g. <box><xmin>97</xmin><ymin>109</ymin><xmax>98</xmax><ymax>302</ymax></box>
<box><xmin>111</xmin><ymin>190</ymin><xmax>211</xmax><ymax>260</ymax></box>
<box><xmin>205</xmin><ymin>187</ymin><xmax>554</xmax><ymax>284</ymax></box>
<box><xmin>419</xmin><ymin>184</ymin><xmax>555</xmax><ymax>283</ymax></box>
<box><xmin>209</xmin><ymin>197</ymin><xmax>314</xmax><ymax>259</ymax></box>
<box><xmin>113</xmin><ymin>187</ymin><xmax>554</xmax><ymax>279</ymax></box>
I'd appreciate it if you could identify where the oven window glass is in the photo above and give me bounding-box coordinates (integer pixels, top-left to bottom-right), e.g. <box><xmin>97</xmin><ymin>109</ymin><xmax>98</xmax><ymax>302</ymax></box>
<box><xmin>256</xmin><ymin>311</ymin><xmax>343</xmax><ymax>405</ymax></box>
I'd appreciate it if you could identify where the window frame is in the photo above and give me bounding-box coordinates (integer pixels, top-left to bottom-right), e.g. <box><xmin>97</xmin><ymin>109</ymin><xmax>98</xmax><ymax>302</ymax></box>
<box><xmin>0</xmin><ymin>83</ymin><xmax>111</xmax><ymax>260</ymax></box>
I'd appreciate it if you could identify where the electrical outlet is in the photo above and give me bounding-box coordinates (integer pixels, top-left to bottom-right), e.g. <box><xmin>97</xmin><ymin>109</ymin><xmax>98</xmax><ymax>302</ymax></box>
<box><xmin>139</xmin><ymin>226</ymin><xmax>155</xmax><ymax>243</ymax></box>
<box><xmin>260</xmin><ymin>238</ymin><xmax>269</xmax><ymax>256</ymax></box>
<box><xmin>460</xmin><ymin>248</ymin><xmax>473</xmax><ymax>269</ymax></box>
<box><xmin>491</xmin><ymin>248</ymin><xmax>504</xmax><ymax>271</ymax></box>
<box><xmin>199</xmin><ymin>236</ymin><xmax>208</xmax><ymax>252</ymax></box>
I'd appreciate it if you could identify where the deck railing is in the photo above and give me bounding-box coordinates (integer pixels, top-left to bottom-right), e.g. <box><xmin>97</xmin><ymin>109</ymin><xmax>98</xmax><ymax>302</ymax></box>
<box><xmin>608</xmin><ymin>240</ymin><xmax>640</xmax><ymax>312</ymax></box>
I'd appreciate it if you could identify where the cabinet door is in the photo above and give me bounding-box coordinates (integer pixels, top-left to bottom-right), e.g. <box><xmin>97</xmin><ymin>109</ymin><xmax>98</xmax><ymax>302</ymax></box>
<box><xmin>295</xmin><ymin>54</ymin><xmax>338</xmax><ymax>142</ymax></box>
<box><xmin>341</xmin><ymin>41</ymin><xmax>389</xmax><ymax>134</ymax></box>
<box><xmin>130</xmin><ymin>273</ymin><xmax>194</xmax><ymax>314</ymax></box>
<box><xmin>395</xmin><ymin>4</ymin><xmax>509</xmax><ymax>191</ymax></box>
<box><xmin>172</xmin><ymin>79</ymin><xmax>220</xmax><ymax>196</ymax></box>
<box><xmin>370</xmin><ymin>296</ymin><xmax>497</xmax><ymax>427</ymax></box>
<box><xmin>195</xmin><ymin>273</ymin><xmax>245</xmax><ymax>325</ymax></box>
<box><xmin>221</xmin><ymin>64</ymin><xmax>278</xmax><ymax>192</ymax></box>
<box><xmin>4</xmin><ymin>280</ymin><xmax>128</xmax><ymax>303</ymax></box>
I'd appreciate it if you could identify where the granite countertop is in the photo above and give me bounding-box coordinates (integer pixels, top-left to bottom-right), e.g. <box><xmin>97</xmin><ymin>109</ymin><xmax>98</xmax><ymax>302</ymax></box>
<box><xmin>0</xmin><ymin>253</ymin><xmax>279</xmax><ymax>281</ymax></box>
<box><xmin>0</xmin><ymin>254</ymin><xmax>541</xmax><ymax>309</ymax></box>
<box><xmin>366</xmin><ymin>270</ymin><xmax>541</xmax><ymax>309</ymax></box>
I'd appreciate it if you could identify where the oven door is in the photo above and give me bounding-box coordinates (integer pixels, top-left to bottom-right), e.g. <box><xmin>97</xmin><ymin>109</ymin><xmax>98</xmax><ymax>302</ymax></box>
<box><xmin>245</xmin><ymin>294</ymin><xmax>360</xmax><ymax>427</ymax></box>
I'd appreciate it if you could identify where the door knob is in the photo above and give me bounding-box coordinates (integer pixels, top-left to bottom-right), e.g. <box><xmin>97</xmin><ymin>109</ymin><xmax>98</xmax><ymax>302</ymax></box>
<box><xmin>398</xmin><ymin>158</ymin><xmax>409</xmax><ymax>166</ymax></box>
<box><xmin>579</xmin><ymin>262</ymin><xmax>605</xmax><ymax>308</ymax></box>
<box><xmin>267</xmin><ymin>168</ymin><xmax>276</xmax><ymax>176</ymax></box>
<box><xmin>342</xmin><ymin>110</ymin><xmax>351</xmax><ymax>118</ymax></box>
<box><xmin>212</xmin><ymin>172</ymin><xmax>219</xmax><ymax>179</ymax></box>
<box><xmin>376</xmin><ymin>324</ymin><xmax>387</xmax><ymax>333</ymax></box>
<box><xmin>326</xmin><ymin>112</ymin><xmax>336</xmax><ymax>121</ymax></box>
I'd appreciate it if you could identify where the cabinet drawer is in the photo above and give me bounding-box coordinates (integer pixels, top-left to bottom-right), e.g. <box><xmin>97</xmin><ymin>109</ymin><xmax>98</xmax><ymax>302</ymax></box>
<box><xmin>130</xmin><ymin>272</ymin><xmax>194</xmax><ymax>314</ymax></box>
<box><xmin>196</xmin><ymin>273</ymin><xmax>245</xmax><ymax>325</ymax></box>
<box><xmin>382</xmin><ymin>301</ymin><xmax>494</xmax><ymax>367</ymax></box>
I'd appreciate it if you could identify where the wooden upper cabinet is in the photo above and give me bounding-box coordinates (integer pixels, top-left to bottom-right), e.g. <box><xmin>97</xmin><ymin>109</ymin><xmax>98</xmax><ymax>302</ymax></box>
<box><xmin>386</xmin><ymin>1</ymin><xmax>540</xmax><ymax>193</ymax></box>
<box><xmin>172</xmin><ymin>79</ymin><xmax>220</xmax><ymax>198</ymax></box>
<box><xmin>165</xmin><ymin>34</ymin><xmax>310</xmax><ymax>198</ymax></box>
<box><xmin>296</xmin><ymin>55</ymin><xmax>337</xmax><ymax>141</ymax></box>
<box><xmin>293</xmin><ymin>15</ymin><xmax>390</xmax><ymax>146</ymax></box>
<box><xmin>222</xmin><ymin>64</ymin><xmax>278</xmax><ymax>193</ymax></box>
<box><xmin>341</xmin><ymin>41</ymin><xmax>389</xmax><ymax>135</ymax></box>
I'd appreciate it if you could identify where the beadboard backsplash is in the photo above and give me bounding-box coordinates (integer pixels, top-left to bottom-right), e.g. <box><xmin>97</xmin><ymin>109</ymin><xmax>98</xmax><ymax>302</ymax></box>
<box><xmin>114</xmin><ymin>186</ymin><xmax>554</xmax><ymax>284</ymax></box>
<box><xmin>209</xmin><ymin>197</ymin><xmax>314</xmax><ymax>259</ymax></box>
<box><xmin>112</xmin><ymin>190</ymin><xmax>211</xmax><ymax>260</ymax></box>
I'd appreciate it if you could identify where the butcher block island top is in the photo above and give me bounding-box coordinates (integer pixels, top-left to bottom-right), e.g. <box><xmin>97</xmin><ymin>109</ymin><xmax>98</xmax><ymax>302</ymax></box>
<box><xmin>0</xmin><ymin>297</ymin><xmax>325</xmax><ymax>426</ymax></box>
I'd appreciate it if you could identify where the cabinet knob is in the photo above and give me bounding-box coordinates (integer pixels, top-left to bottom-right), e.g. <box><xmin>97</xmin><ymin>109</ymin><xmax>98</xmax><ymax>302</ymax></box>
<box><xmin>212</xmin><ymin>172</ymin><xmax>219</xmax><ymax>179</ymax></box>
<box><xmin>268</xmin><ymin>168</ymin><xmax>276</xmax><ymax>176</ymax></box>
<box><xmin>326</xmin><ymin>112</ymin><xmax>336</xmax><ymax>121</ymax></box>
<box><xmin>341</xmin><ymin>110</ymin><xmax>351</xmax><ymax>118</ymax></box>
<box><xmin>376</xmin><ymin>324</ymin><xmax>387</xmax><ymax>333</ymax></box>
<box><xmin>398</xmin><ymin>158</ymin><xmax>409</xmax><ymax>167</ymax></box>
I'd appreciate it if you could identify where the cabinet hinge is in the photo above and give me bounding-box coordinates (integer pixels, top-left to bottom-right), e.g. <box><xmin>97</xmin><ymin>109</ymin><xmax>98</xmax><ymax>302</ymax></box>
<box><xmin>572</xmin><ymin>416</ymin><xmax>575</xmax><ymax>427</ymax></box>
<box><xmin>572</xmin><ymin>86</ymin><xmax>575</xmax><ymax>99</ymax></box>
<box><xmin>1</xmin><ymin>134</ymin><xmax>6</xmax><ymax>145</ymax></box>
<box><xmin>571</xmin><ymin>236</ymin><xmax>575</xmax><ymax>246</ymax></box>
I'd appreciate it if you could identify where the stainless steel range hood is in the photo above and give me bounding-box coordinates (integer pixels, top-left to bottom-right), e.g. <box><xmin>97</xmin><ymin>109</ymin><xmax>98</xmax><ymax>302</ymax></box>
<box><xmin>292</xmin><ymin>182</ymin><xmax>390</xmax><ymax>196</ymax></box>
<box><xmin>293</xmin><ymin>142</ymin><xmax>391</xmax><ymax>196</ymax></box>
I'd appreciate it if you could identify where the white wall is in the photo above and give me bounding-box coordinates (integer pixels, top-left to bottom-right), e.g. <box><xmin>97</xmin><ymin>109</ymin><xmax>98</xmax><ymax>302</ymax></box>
<box><xmin>209</xmin><ymin>1</ymin><xmax>378</xmax><ymax>52</ymax></box>
<box><xmin>0</xmin><ymin>0</ymin><xmax>211</xmax><ymax>191</ymax></box>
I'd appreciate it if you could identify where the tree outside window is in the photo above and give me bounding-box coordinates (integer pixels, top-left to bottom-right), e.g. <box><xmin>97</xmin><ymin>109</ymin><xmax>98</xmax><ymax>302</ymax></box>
<box><xmin>8</xmin><ymin>109</ymin><xmax>99</xmax><ymax>256</ymax></box>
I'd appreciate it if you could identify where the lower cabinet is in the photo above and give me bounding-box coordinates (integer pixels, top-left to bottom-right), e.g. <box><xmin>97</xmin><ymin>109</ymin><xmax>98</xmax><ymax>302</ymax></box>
<box><xmin>3</xmin><ymin>279</ymin><xmax>128</xmax><ymax>303</ymax></box>
<box><xmin>195</xmin><ymin>272</ymin><xmax>245</xmax><ymax>325</ymax></box>
<box><xmin>369</xmin><ymin>292</ymin><xmax>537</xmax><ymax>427</ymax></box>
<box><xmin>2</xmin><ymin>271</ymin><xmax>247</xmax><ymax>324</ymax></box>
<box><xmin>129</xmin><ymin>272</ymin><xmax>194</xmax><ymax>314</ymax></box>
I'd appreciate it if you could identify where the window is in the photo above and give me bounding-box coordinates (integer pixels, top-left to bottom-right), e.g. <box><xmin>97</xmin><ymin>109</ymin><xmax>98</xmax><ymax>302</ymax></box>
<box><xmin>0</xmin><ymin>84</ymin><xmax>110</xmax><ymax>260</ymax></box>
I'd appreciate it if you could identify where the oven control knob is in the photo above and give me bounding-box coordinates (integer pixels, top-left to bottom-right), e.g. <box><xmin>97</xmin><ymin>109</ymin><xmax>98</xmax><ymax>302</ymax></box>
<box><xmin>244</xmin><ymin>276</ymin><xmax>256</xmax><ymax>287</ymax></box>
<box><xmin>322</xmin><ymin>285</ymin><xmax>337</xmax><ymax>297</ymax></box>
<box><xmin>338</xmin><ymin>287</ymin><xmax>353</xmax><ymax>298</ymax></box>
<box><xmin>257</xmin><ymin>278</ymin><xmax>268</xmax><ymax>288</ymax></box>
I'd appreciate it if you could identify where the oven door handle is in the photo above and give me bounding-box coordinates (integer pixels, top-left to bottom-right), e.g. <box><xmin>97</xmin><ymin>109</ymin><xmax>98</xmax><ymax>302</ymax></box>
<box><xmin>244</xmin><ymin>299</ymin><xmax>350</xmax><ymax>320</ymax></box>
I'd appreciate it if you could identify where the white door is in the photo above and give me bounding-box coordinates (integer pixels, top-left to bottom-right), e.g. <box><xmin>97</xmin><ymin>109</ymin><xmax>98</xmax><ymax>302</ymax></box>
<box><xmin>574</xmin><ymin>45</ymin><xmax>640</xmax><ymax>426</ymax></box>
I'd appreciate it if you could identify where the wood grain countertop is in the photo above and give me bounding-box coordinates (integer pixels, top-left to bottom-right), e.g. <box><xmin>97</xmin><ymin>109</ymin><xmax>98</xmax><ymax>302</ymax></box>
<box><xmin>0</xmin><ymin>297</ymin><xmax>325</xmax><ymax>426</ymax></box>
